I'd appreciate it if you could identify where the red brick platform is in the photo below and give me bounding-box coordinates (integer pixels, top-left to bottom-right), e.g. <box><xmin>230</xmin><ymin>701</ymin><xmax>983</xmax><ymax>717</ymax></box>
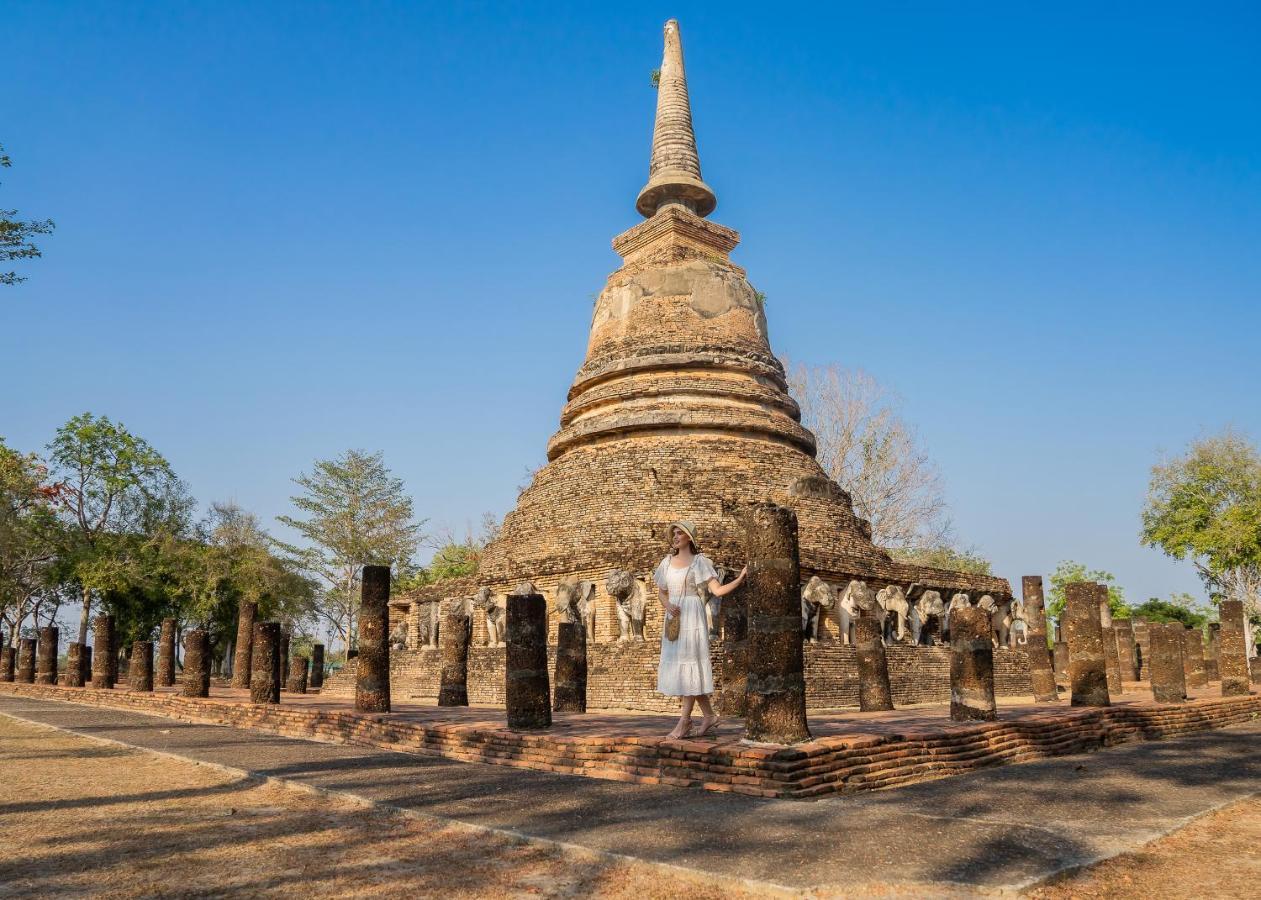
<box><xmin>3</xmin><ymin>681</ymin><xmax>1257</xmax><ymax>799</ymax></box>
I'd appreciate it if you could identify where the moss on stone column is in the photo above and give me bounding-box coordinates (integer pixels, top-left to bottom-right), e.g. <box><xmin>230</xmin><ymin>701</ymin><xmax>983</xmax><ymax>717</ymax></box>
<box><xmin>1021</xmin><ymin>576</ymin><xmax>1058</xmax><ymax>702</ymax></box>
<box><xmin>130</xmin><ymin>640</ymin><xmax>154</xmax><ymax>692</ymax></box>
<box><xmin>356</xmin><ymin>565</ymin><xmax>392</xmax><ymax>713</ymax></box>
<box><xmin>950</xmin><ymin>606</ymin><xmax>997</xmax><ymax>721</ymax></box>
<box><xmin>286</xmin><ymin>655</ymin><xmax>308</xmax><ymax>694</ymax></box>
<box><xmin>438</xmin><ymin>612</ymin><xmax>472</xmax><ymax>707</ymax></box>
<box><xmin>553</xmin><ymin>621</ymin><xmax>587</xmax><ymax>713</ymax></box>
<box><xmin>854</xmin><ymin>617</ymin><xmax>894</xmax><ymax>712</ymax></box>
<box><xmin>741</xmin><ymin>502</ymin><xmax>810</xmax><ymax>744</ymax></box>
<box><xmin>1150</xmin><ymin>623</ymin><xmax>1187</xmax><ymax>703</ymax></box>
<box><xmin>231</xmin><ymin>600</ymin><xmax>257</xmax><ymax>689</ymax></box>
<box><xmin>505</xmin><ymin>591</ymin><xmax>551</xmax><ymax>729</ymax></box>
<box><xmin>36</xmin><ymin>626</ymin><xmax>58</xmax><ymax>685</ymax></box>
<box><xmin>250</xmin><ymin>622</ymin><xmax>281</xmax><ymax>704</ymax></box>
<box><xmin>157</xmin><ymin>618</ymin><xmax>177</xmax><ymax>687</ymax></box>
<box><xmin>1065</xmin><ymin>582</ymin><xmax>1110</xmax><ymax>707</ymax></box>
<box><xmin>182</xmin><ymin>629</ymin><xmax>210</xmax><ymax>698</ymax></box>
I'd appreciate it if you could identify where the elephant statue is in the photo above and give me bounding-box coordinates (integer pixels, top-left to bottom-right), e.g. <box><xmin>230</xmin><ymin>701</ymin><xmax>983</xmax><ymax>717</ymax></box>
<box><xmin>388</xmin><ymin>620</ymin><xmax>409</xmax><ymax>651</ymax></box>
<box><xmin>978</xmin><ymin>594</ymin><xmax>1015</xmax><ymax>649</ymax></box>
<box><xmin>1011</xmin><ymin>599</ymin><xmax>1028</xmax><ymax>646</ymax></box>
<box><xmin>414</xmin><ymin>600</ymin><xmax>441</xmax><ymax>649</ymax></box>
<box><xmin>605</xmin><ymin>569</ymin><xmax>647</xmax><ymax>642</ymax></box>
<box><xmin>473</xmin><ymin>586</ymin><xmax>507</xmax><ymax>648</ymax></box>
<box><xmin>800</xmin><ymin>576</ymin><xmax>835</xmax><ymax>644</ymax></box>
<box><xmin>833</xmin><ymin>580</ymin><xmax>880</xmax><ymax>645</ymax></box>
<box><xmin>877</xmin><ymin>584</ymin><xmax>911</xmax><ymax>644</ymax></box>
<box><xmin>554</xmin><ymin>577</ymin><xmax>597</xmax><ymax>640</ymax></box>
<box><xmin>909</xmin><ymin>589</ymin><xmax>945</xmax><ymax>646</ymax></box>
<box><xmin>941</xmin><ymin>592</ymin><xmax>971</xmax><ymax>644</ymax></box>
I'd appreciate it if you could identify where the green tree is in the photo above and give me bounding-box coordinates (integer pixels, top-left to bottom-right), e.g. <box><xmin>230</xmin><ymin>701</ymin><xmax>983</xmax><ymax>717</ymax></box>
<box><xmin>0</xmin><ymin>439</ymin><xmax>61</xmax><ymax>645</ymax></box>
<box><xmin>1141</xmin><ymin>429</ymin><xmax>1261</xmax><ymax>616</ymax></box>
<box><xmin>276</xmin><ymin>450</ymin><xmax>423</xmax><ymax>650</ymax></box>
<box><xmin>1</xmin><ymin>144</ymin><xmax>54</xmax><ymax>285</ymax></box>
<box><xmin>890</xmin><ymin>544</ymin><xmax>992</xmax><ymax>576</ymax></box>
<box><xmin>1130</xmin><ymin>593</ymin><xmax>1211</xmax><ymax>630</ymax></box>
<box><xmin>397</xmin><ymin>514</ymin><xmax>499</xmax><ymax>591</ymax></box>
<box><xmin>1046</xmin><ymin>560</ymin><xmax>1130</xmax><ymax>622</ymax></box>
<box><xmin>46</xmin><ymin>413</ymin><xmax>178</xmax><ymax>644</ymax></box>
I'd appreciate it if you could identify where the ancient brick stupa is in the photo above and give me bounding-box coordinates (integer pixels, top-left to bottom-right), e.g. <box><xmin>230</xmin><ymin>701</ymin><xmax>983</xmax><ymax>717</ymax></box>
<box><xmin>473</xmin><ymin>18</ymin><xmax>1009</xmax><ymax>622</ymax></box>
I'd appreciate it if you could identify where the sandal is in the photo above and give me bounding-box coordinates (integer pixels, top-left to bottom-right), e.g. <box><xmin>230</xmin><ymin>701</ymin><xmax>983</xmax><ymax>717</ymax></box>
<box><xmin>666</xmin><ymin>721</ymin><xmax>693</xmax><ymax>740</ymax></box>
<box><xmin>695</xmin><ymin>716</ymin><xmax>721</xmax><ymax>738</ymax></box>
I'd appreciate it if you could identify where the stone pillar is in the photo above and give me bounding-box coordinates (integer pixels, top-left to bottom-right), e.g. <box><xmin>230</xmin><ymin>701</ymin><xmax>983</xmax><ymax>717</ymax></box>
<box><xmin>1132</xmin><ymin>619</ymin><xmax>1152</xmax><ymax>680</ymax></box>
<box><xmin>1052</xmin><ymin>640</ymin><xmax>1069</xmax><ymax>676</ymax></box>
<box><xmin>0</xmin><ymin>643</ymin><xmax>13</xmax><ymax>682</ymax></box>
<box><xmin>1098</xmin><ymin>587</ymin><xmax>1123</xmax><ymax>696</ymax></box>
<box><xmin>310</xmin><ymin>644</ymin><xmax>325</xmax><ymax>690</ymax></box>
<box><xmin>129</xmin><ymin>640</ymin><xmax>154</xmax><ymax>692</ymax></box>
<box><xmin>1113</xmin><ymin>618</ymin><xmax>1138</xmax><ymax>681</ymax></box>
<box><xmin>82</xmin><ymin>645</ymin><xmax>92</xmax><ymax>686</ymax></box>
<box><xmin>1064</xmin><ymin>582</ymin><xmax>1110</xmax><ymax>706</ymax></box>
<box><xmin>35</xmin><ymin>626</ymin><xmax>59</xmax><ymax>685</ymax></box>
<box><xmin>16</xmin><ymin>638</ymin><xmax>36</xmax><ymax>683</ymax></box>
<box><xmin>286</xmin><ymin>655</ymin><xmax>308</xmax><ymax>694</ymax></box>
<box><xmin>853</xmin><ymin>617</ymin><xmax>894</xmax><ymax>711</ymax></box>
<box><xmin>716</xmin><ymin>593</ymin><xmax>748</xmax><ymax>717</ymax></box>
<box><xmin>250</xmin><ymin>622</ymin><xmax>281</xmax><ymax>704</ymax></box>
<box><xmin>438</xmin><ymin>611</ymin><xmax>472</xmax><ymax>707</ymax></box>
<box><xmin>1218</xmin><ymin>600</ymin><xmax>1252</xmax><ymax>697</ymax></box>
<box><xmin>356</xmin><ymin>564</ymin><xmax>392</xmax><ymax>713</ymax></box>
<box><xmin>505</xmin><ymin>591</ymin><xmax>551</xmax><ymax>729</ymax></box>
<box><xmin>92</xmin><ymin>614</ymin><xmax>116</xmax><ymax>689</ymax></box>
<box><xmin>279</xmin><ymin>632</ymin><xmax>290</xmax><ymax>691</ymax></box>
<box><xmin>1205</xmin><ymin>623</ymin><xmax>1221</xmax><ymax>680</ymax></box>
<box><xmin>950</xmin><ymin>606</ymin><xmax>998</xmax><ymax>721</ymax></box>
<box><xmin>231</xmin><ymin>600</ymin><xmax>257</xmax><ymax>689</ymax></box>
<box><xmin>741</xmin><ymin>502</ymin><xmax>811</xmax><ymax>744</ymax></box>
<box><xmin>1021</xmin><ymin>576</ymin><xmax>1058</xmax><ymax>701</ymax></box>
<box><xmin>1149</xmin><ymin>623</ymin><xmax>1187</xmax><ymax>703</ymax></box>
<box><xmin>1182</xmin><ymin>628</ymin><xmax>1208</xmax><ymax>689</ymax></box>
<box><xmin>65</xmin><ymin>643</ymin><xmax>85</xmax><ymax>687</ymax></box>
<box><xmin>553</xmin><ymin>621</ymin><xmax>587</xmax><ymax>713</ymax></box>
<box><xmin>157</xmin><ymin>618</ymin><xmax>177</xmax><ymax>687</ymax></box>
<box><xmin>182</xmin><ymin>629</ymin><xmax>210</xmax><ymax>698</ymax></box>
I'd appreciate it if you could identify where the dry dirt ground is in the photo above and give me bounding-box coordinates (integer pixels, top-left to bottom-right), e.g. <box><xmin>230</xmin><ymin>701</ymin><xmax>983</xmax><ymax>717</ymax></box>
<box><xmin>0</xmin><ymin>715</ymin><xmax>1257</xmax><ymax>899</ymax></box>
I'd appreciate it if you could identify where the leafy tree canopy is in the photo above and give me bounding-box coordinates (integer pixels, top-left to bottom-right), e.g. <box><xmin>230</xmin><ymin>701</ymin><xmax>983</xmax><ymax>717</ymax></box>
<box><xmin>1046</xmin><ymin>560</ymin><xmax>1130</xmax><ymax>621</ymax></box>
<box><xmin>1131</xmin><ymin>593</ymin><xmax>1212</xmax><ymax>630</ymax></box>
<box><xmin>0</xmin><ymin>143</ymin><xmax>55</xmax><ymax>286</ymax></box>
<box><xmin>890</xmin><ymin>544</ymin><xmax>992</xmax><ymax>576</ymax></box>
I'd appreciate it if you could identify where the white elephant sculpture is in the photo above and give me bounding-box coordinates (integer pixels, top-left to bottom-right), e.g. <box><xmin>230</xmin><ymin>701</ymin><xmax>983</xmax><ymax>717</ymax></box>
<box><xmin>833</xmin><ymin>580</ymin><xmax>880</xmax><ymax>645</ymax></box>
<box><xmin>473</xmin><ymin>587</ymin><xmax>507</xmax><ymax>648</ymax></box>
<box><xmin>697</xmin><ymin>565</ymin><xmax>731</xmax><ymax>640</ymax></box>
<box><xmin>877</xmin><ymin>584</ymin><xmax>911</xmax><ymax>644</ymax></box>
<box><xmin>800</xmin><ymin>576</ymin><xmax>835</xmax><ymax>643</ymax></box>
<box><xmin>941</xmin><ymin>592</ymin><xmax>972</xmax><ymax>643</ymax></box>
<box><xmin>909</xmin><ymin>589</ymin><xmax>945</xmax><ymax>645</ymax></box>
<box><xmin>553</xmin><ymin>577</ymin><xmax>597</xmax><ymax>640</ymax></box>
<box><xmin>605</xmin><ymin>569</ymin><xmax>648</xmax><ymax>642</ymax></box>
<box><xmin>978</xmin><ymin>594</ymin><xmax>1015</xmax><ymax>649</ymax></box>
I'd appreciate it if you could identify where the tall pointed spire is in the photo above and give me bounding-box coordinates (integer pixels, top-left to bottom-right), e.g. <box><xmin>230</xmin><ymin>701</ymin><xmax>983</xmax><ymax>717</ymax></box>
<box><xmin>636</xmin><ymin>19</ymin><xmax>717</xmax><ymax>219</ymax></box>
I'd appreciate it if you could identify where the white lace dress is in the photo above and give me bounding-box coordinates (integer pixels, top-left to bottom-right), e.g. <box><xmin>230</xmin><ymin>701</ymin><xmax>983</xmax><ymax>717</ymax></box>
<box><xmin>655</xmin><ymin>553</ymin><xmax>718</xmax><ymax>697</ymax></box>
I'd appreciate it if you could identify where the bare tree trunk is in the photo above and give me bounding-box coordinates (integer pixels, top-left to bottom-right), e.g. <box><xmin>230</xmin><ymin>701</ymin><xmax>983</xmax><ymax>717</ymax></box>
<box><xmin>77</xmin><ymin>585</ymin><xmax>92</xmax><ymax>645</ymax></box>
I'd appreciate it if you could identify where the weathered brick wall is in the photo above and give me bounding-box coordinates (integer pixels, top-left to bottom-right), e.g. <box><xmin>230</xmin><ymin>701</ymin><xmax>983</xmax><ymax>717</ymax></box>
<box><xmin>324</xmin><ymin>640</ymin><xmax>1033</xmax><ymax>711</ymax></box>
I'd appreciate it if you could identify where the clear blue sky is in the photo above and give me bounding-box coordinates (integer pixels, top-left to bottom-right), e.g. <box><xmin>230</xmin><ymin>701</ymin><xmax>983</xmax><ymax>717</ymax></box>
<box><xmin>3</xmin><ymin>2</ymin><xmax>1258</xmax><ymax>606</ymax></box>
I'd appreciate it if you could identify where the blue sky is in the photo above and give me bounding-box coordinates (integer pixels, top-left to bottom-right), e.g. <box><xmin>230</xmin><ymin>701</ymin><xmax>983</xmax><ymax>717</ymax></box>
<box><xmin>2</xmin><ymin>2</ymin><xmax>1258</xmax><ymax>606</ymax></box>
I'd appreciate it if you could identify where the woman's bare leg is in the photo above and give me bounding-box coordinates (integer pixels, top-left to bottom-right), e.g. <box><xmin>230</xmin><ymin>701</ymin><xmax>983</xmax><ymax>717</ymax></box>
<box><xmin>696</xmin><ymin>695</ymin><xmax>719</xmax><ymax>735</ymax></box>
<box><xmin>669</xmin><ymin>696</ymin><xmax>695</xmax><ymax>738</ymax></box>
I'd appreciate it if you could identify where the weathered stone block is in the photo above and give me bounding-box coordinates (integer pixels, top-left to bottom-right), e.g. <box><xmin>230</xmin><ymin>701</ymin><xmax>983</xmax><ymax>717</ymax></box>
<box><xmin>92</xmin><ymin>615</ymin><xmax>116</xmax><ymax>689</ymax></box>
<box><xmin>741</xmin><ymin>502</ymin><xmax>810</xmax><ymax>744</ymax></box>
<box><xmin>1149</xmin><ymin>623</ymin><xmax>1187</xmax><ymax>703</ymax></box>
<box><xmin>0</xmin><ymin>644</ymin><xmax>13</xmax><ymax>682</ymax></box>
<box><xmin>356</xmin><ymin>565</ymin><xmax>392</xmax><ymax>713</ymax></box>
<box><xmin>287</xmin><ymin>655</ymin><xmax>308</xmax><ymax>694</ymax></box>
<box><xmin>1065</xmin><ymin>582</ymin><xmax>1110</xmax><ymax>706</ymax></box>
<box><xmin>65</xmin><ymin>643</ymin><xmax>85</xmax><ymax>688</ymax></box>
<box><xmin>182</xmin><ymin>629</ymin><xmax>210</xmax><ymax>698</ymax></box>
<box><xmin>1182</xmin><ymin>627</ymin><xmax>1208</xmax><ymax>689</ymax></box>
<box><xmin>1218</xmin><ymin>600</ymin><xmax>1252</xmax><ymax>697</ymax></box>
<box><xmin>1021</xmin><ymin>575</ymin><xmax>1057</xmax><ymax>702</ymax></box>
<box><xmin>231</xmin><ymin>600</ymin><xmax>257</xmax><ymax>689</ymax></box>
<box><xmin>506</xmin><ymin>592</ymin><xmax>551</xmax><ymax>729</ymax></box>
<box><xmin>950</xmin><ymin>606</ymin><xmax>997</xmax><ymax>721</ymax></box>
<box><xmin>853</xmin><ymin>618</ymin><xmax>893</xmax><ymax>712</ymax></box>
<box><xmin>16</xmin><ymin>638</ymin><xmax>36</xmax><ymax>683</ymax></box>
<box><xmin>1113</xmin><ymin>618</ymin><xmax>1138</xmax><ymax>682</ymax></box>
<box><xmin>130</xmin><ymin>640</ymin><xmax>154</xmax><ymax>692</ymax></box>
<box><xmin>158</xmin><ymin>618</ymin><xmax>177</xmax><ymax>687</ymax></box>
<box><xmin>438</xmin><ymin>613</ymin><xmax>472</xmax><ymax>707</ymax></box>
<box><xmin>310</xmin><ymin>644</ymin><xmax>325</xmax><ymax>689</ymax></box>
<box><xmin>36</xmin><ymin>626</ymin><xmax>58</xmax><ymax>685</ymax></box>
<box><xmin>249</xmin><ymin>622</ymin><xmax>281</xmax><ymax>705</ymax></box>
<box><xmin>553</xmin><ymin>621</ymin><xmax>587</xmax><ymax>713</ymax></box>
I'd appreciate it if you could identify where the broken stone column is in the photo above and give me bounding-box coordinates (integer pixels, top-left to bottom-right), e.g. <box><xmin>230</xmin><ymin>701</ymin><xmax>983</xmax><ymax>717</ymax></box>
<box><xmin>182</xmin><ymin>629</ymin><xmax>210</xmax><ymax>698</ymax></box>
<box><xmin>65</xmin><ymin>643</ymin><xmax>85</xmax><ymax>687</ymax></box>
<box><xmin>853</xmin><ymin>617</ymin><xmax>894</xmax><ymax>711</ymax></box>
<box><xmin>553</xmin><ymin>621</ymin><xmax>587</xmax><ymax>713</ymax></box>
<box><xmin>950</xmin><ymin>606</ymin><xmax>998</xmax><ymax>721</ymax></box>
<box><xmin>310</xmin><ymin>644</ymin><xmax>325</xmax><ymax>690</ymax></box>
<box><xmin>0</xmin><ymin>643</ymin><xmax>13</xmax><ymax>682</ymax></box>
<box><xmin>356</xmin><ymin>564</ymin><xmax>392</xmax><ymax>713</ymax></box>
<box><xmin>250</xmin><ymin>622</ymin><xmax>281</xmax><ymax>704</ymax></box>
<box><xmin>1021</xmin><ymin>576</ymin><xmax>1058</xmax><ymax>701</ymax></box>
<box><xmin>157</xmin><ymin>618</ymin><xmax>177</xmax><ymax>687</ymax></box>
<box><xmin>130</xmin><ymin>640</ymin><xmax>154</xmax><ymax>692</ymax></box>
<box><xmin>741</xmin><ymin>502</ymin><xmax>811</xmax><ymax>744</ymax></box>
<box><xmin>1218</xmin><ymin>600</ymin><xmax>1252</xmax><ymax>697</ymax></box>
<box><xmin>92</xmin><ymin>614</ymin><xmax>116</xmax><ymax>689</ymax></box>
<box><xmin>230</xmin><ymin>599</ymin><xmax>257</xmax><ymax>689</ymax></box>
<box><xmin>16</xmin><ymin>638</ymin><xmax>36</xmax><ymax>683</ymax></box>
<box><xmin>286</xmin><ymin>655</ymin><xmax>308</xmax><ymax>694</ymax></box>
<box><xmin>1149</xmin><ymin>623</ymin><xmax>1187</xmax><ymax>703</ymax></box>
<box><xmin>1065</xmin><ymin>582</ymin><xmax>1110</xmax><ymax>706</ymax></box>
<box><xmin>1098</xmin><ymin>586</ymin><xmax>1123</xmax><ymax>696</ymax></box>
<box><xmin>438</xmin><ymin>608</ymin><xmax>472</xmax><ymax>707</ymax></box>
<box><xmin>1113</xmin><ymin>618</ymin><xmax>1138</xmax><ymax>681</ymax></box>
<box><xmin>1205</xmin><ymin>623</ymin><xmax>1221</xmax><ymax>680</ymax></box>
<box><xmin>1052</xmin><ymin>639</ymin><xmax>1069</xmax><ymax>677</ymax></box>
<box><xmin>1182</xmin><ymin>627</ymin><xmax>1208</xmax><ymax>689</ymax></box>
<box><xmin>279</xmin><ymin>632</ymin><xmax>290</xmax><ymax>691</ymax></box>
<box><xmin>716</xmin><ymin>590</ymin><xmax>748</xmax><ymax>717</ymax></box>
<box><xmin>36</xmin><ymin>626</ymin><xmax>59</xmax><ymax>685</ymax></box>
<box><xmin>505</xmin><ymin>589</ymin><xmax>551</xmax><ymax>729</ymax></box>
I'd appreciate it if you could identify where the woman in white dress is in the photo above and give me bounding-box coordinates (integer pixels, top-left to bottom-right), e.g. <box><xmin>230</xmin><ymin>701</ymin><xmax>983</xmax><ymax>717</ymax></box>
<box><xmin>655</xmin><ymin>521</ymin><xmax>747</xmax><ymax>739</ymax></box>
